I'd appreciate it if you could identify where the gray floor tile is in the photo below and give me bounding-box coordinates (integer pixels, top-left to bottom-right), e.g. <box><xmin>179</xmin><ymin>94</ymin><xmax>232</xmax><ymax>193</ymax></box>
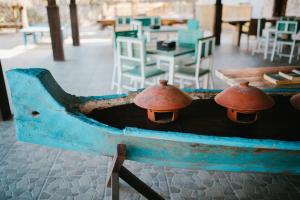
<box><xmin>0</xmin><ymin>142</ymin><xmax>59</xmax><ymax>199</ymax></box>
<box><xmin>48</xmin><ymin>151</ymin><xmax>108</xmax><ymax>177</ymax></box>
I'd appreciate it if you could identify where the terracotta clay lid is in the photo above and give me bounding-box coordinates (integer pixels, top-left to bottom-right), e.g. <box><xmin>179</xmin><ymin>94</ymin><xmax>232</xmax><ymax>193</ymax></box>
<box><xmin>134</xmin><ymin>80</ymin><xmax>192</xmax><ymax>111</ymax></box>
<box><xmin>134</xmin><ymin>80</ymin><xmax>192</xmax><ymax>123</ymax></box>
<box><xmin>290</xmin><ymin>93</ymin><xmax>300</xmax><ymax>110</ymax></box>
<box><xmin>215</xmin><ymin>82</ymin><xmax>274</xmax><ymax>111</ymax></box>
<box><xmin>215</xmin><ymin>82</ymin><xmax>275</xmax><ymax>124</ymax></box>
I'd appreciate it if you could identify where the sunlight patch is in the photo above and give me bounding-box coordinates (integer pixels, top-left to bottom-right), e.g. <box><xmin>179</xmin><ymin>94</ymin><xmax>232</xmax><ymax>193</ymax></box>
<box><xmin>0</xmin><ymin>45</ymin><xmax>36</xmax><ymax>59</ymax></box>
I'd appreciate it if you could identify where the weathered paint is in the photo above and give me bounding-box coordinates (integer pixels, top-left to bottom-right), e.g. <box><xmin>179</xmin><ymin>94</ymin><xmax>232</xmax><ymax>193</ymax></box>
<box><xmin>6</xmin><ymin>68</ymin><xmax>300</xmax><ymax>174</ymax></box>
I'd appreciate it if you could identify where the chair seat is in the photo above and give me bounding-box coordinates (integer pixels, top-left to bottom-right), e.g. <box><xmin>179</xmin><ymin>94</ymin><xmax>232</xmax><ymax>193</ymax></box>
<box><xmin>122</xmin><ymin>59</ymin><xmax>156</xmax><ymax>68</ymax></box>
<box><xmin>176</xmin><ymin>66</ymin><xmax>209</xmax><ymax>77</ymax></box>
<box><xmin>124</xmin><ymin>66</ymin><xmax>165</xmax><ymax>78</ymax></box>
<box><xmin>277</xmin><ymin>38</ymin><xmax>300</xmax><ymax>43</ymax></box>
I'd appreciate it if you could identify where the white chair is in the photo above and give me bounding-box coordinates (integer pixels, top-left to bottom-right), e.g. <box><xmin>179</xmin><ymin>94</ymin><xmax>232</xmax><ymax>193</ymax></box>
<box><xmin>252</xmin><ymin>19</ymin><xmax>275</xmax><ymax>59</ymax></box>
<box><xmin>116</xmin><ymin>36</ymin><xmax>166</xmax><ymax>93</ymax></box>
<box><xmin>130</xmin><ymin>20</ymin><xmax>143</xmax><ymax>37</ymax></box>
<box><xmin>271</xmin><ymin>20</ymin><xmax>300</xmax><ymax>64</ymax></box>
<box><xmin>111</xmin><ymin>30</ymin><xmax>138</xmax><ymax>90</ymax></box>
<box><xmin>174</xmin><ymin>36</ymin><xmax>215</xmax><ymax>89</ymax></box>
<box><xmin>115</xmin><ymin>16</ymin><xmax>131</xmax><ymax>27</ymax></box>
<box><xmin>150</xmin><ymin>16</ymin><xmax>161</xmax><ymax>26</ymax></box>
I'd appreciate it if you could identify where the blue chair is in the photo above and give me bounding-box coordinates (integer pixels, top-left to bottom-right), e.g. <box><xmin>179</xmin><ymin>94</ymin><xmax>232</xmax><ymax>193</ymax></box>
<box><xmin>187</xmin><ymin>19</ymin><xmax>199</xmax><ymax>30</ymax></box>
<box><xmin>178</xmin><ymin>29</ymin><xmax>203</xmax><ymax>49</ymax></box>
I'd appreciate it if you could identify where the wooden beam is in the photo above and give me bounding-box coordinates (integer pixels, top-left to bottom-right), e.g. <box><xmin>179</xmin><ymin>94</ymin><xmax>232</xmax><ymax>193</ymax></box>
<box><xmin>47</xmin><ymin>0</ymin><xmax>65</xmax><ymax>61</ymax></box>
<box><xmin>69</xmin><ymin>0</ymin><xmax>80</xmax><ymax>46</ymax></box>
<box><xmin>106</xmin><ymin>144</ymin><xmax>126</xmax><ymax>187</ymax></box>
<box><xmin>119</xmin><ymin>166</ymin><xmax>165</xmax><ymax>200</ymax></box>
<box><xmin>0</xmin><ymin>60</ymin><xmax>13</xmax><ymax>121</ymax></box>
<box><xmin>106</xmin><ymin>144</ymin><xmax>165</xmax><ymax>200</ymax></box>
<box><xmin>214</xmin><ymin>0</ymin><xmax>222</xmax><ymax>45</ymax></box>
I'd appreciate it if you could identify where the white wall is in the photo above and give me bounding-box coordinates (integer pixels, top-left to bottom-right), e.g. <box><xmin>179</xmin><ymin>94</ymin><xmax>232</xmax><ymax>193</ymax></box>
<box><xmin>286</xmin><ymin>0</ymin><xmax>300</xmax><ymax>17</ymax></box>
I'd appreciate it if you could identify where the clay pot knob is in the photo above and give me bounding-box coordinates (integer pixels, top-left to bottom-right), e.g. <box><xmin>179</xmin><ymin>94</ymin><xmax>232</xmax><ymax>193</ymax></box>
<box><xmin>159</xmin><ymin>80</ymin><xmax>168</xmax><ymax>86</ymax></box>
<box><xmin>240</xmin><ymin>81</ymin><xmax>250</xmax><ymax>88</ymax></box>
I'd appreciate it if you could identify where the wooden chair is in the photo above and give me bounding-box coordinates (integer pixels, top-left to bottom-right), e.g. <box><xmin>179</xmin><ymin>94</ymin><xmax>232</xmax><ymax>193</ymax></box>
<box><xmin>174</xmin><ymin>36</ymin><xmax>215</xmax><ymax>89</ymax></box>
<box><xmin>270</xmin><ymin>20</ymin><xmax>300</xmax><ymax>64</ymax></box>
<box><xmin>116</xmin><ymin>36</ymin><xmax>166</xmax><ymax>93</ymax></box>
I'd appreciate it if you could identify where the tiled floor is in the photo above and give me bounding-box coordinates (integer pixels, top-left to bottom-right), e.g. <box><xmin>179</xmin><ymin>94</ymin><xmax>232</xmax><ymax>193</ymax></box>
<box><xmin>0</xmin><ymin>26</ymin><xmax>300</xmax><ymax>199</ymax></box>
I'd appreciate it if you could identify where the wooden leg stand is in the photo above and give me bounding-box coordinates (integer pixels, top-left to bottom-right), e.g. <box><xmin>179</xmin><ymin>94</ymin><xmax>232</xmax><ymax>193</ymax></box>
<box><xmin>106</xmin><ymin>144</ymin><xmax>165</xmax><ymax>200</ymax></box>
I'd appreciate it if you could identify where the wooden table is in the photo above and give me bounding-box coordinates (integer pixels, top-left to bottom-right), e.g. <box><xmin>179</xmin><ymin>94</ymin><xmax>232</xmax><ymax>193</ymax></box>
<box><xmin>161</xmin><ymin>19</ymin><xmax>187</xmax><ymax>26</ymax></box>
<box><xmin>97</xmin><ymin>18</ymin><xmax>187</xmax><ymax>30</ymax></box>
<box><xmin>216</xmin><ymin>66</ymin><xmax>300</xmax><ymax>89</ymax></box>
<box><xmin>222</xmin><ymin>18</ymin><xmax>250</xmax><ymax>47</ymax></box>
<box><xmin>97</xmin><ymin>19</ymin><xmax>115</xmax><ymax>30</ymax></box>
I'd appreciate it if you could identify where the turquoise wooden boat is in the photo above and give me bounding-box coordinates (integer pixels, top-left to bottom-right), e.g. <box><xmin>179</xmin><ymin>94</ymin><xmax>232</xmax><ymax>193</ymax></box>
<box><xmin>6</xmin><ymin>68</ymin><xmax>300</xmax><ymax>174</ymax></box>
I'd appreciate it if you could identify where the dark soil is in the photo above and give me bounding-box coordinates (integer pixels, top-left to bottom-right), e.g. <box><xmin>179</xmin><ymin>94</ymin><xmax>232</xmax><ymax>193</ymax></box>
<box><xmin>87</xmin><ymin>95</ymin><xmax>300</xmax><ymax>141</ymax></box>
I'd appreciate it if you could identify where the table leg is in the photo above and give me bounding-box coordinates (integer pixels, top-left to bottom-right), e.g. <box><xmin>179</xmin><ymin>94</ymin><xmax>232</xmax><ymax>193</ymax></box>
<box><xmin>264</xmin><ymin>30</ymin><xmax>270</xmax><ymax>60</ymax></box>
<box><xmin>168</xmin><ymin>58</ymin><xmax>175</xmax><ymax>84</ymax></box>
<box><xmin>237</xmin><ymin>23</ymin><xmax>242</xmax><ymax>47</ymax></box>
<box><xmin>33</xmin><ymin>33</ymin><xmax>37</xmax><ymax>44</ymax></box>
<box><xmin>23</xmin><ymin>33</ymin><xmax>28</xmax><ymax>46</ymax></box>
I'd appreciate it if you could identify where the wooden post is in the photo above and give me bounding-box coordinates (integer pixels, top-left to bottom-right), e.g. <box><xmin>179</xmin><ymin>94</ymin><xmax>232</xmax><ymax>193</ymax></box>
<box><xmin>69</xmin><ymin>0</ymin><xmax>80</xmax><ymax>46</ymax></box>
<box><xmin>47</xmin><ymin>0</ymin><xmax>65</xmax><ymax>61</ymax></box>
<box><xmin>273</xmin><ymin>0</ymin><xmax>287</xmax><ymax>17</ymax></box>
<box><xmin>0</xmin><ymin>60</ymin><xmax>13</xmax><ymax>121</ymax></box>
<box><xmin>214</xmin><ymin>0</ymin><xmax>222</xmax><ymax>45</ymax></box>
<box><xmin>106</xmin><ymin>144</ymin><xmax>165</xmax><ymax>200</ymax></box>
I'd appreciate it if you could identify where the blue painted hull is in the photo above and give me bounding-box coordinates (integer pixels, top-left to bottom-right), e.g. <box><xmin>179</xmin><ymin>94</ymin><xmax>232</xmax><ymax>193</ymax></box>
<box><xmin>6</xmin><ymin>68</ymin><xmax>300</xmax><ymax>174</ymax></box>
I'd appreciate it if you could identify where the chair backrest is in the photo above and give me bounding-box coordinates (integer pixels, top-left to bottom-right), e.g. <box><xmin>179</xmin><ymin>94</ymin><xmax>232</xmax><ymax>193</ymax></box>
<box><xmin>134</xmin><ymin>17</ymin><xmax>151</xmax><ymax>27</ymax></box>
<box><xmin>130</xmin><ymin>20</ymin><xmax>143</xmax><ymax>37</ymax></box>
<box><xmin>275</xmin><ymin>20</ymin><xmax>298</xmax><ymax>35</ymax></box>
<box><xmin>113</xmin><ymin>31</ymin><xmax>138</xmax><ymax>65</ymax></box>
<box><xmin>178</xmin><ymin>29</ymin><xmax>203</xmax><ymax>49</ymax></box>
<box><xmin>116</xmin><ymin>36</ymin><xmax>146</xmax><ymax>77</ymax></box>
<box><xmin>187</xmin><ymin>19</ymin><xmax>199</xmax><ymax>30</ymax></box>
<box><xmin>116</xmin><ymin>16</ymin><xmax>131</xmax><ymax>26</ymax></box>
<box><xmin>114</xmin><ymin>30</ymin><xmax>138</xmax><ymax>48</ymax></box>
<box><xmin>195</xmin><ymin>36</ymin><xmax>215</xmax><ymax>68</ymax></box>
<box><xmin>151</xmin><ymin>16</ymin><xmax>161</xmax><ymax>26</ymax></box>
<box><xmin>280</xmin><ymin>16</ymin><xmax>297</xmax><ymax>21</ymax></box>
